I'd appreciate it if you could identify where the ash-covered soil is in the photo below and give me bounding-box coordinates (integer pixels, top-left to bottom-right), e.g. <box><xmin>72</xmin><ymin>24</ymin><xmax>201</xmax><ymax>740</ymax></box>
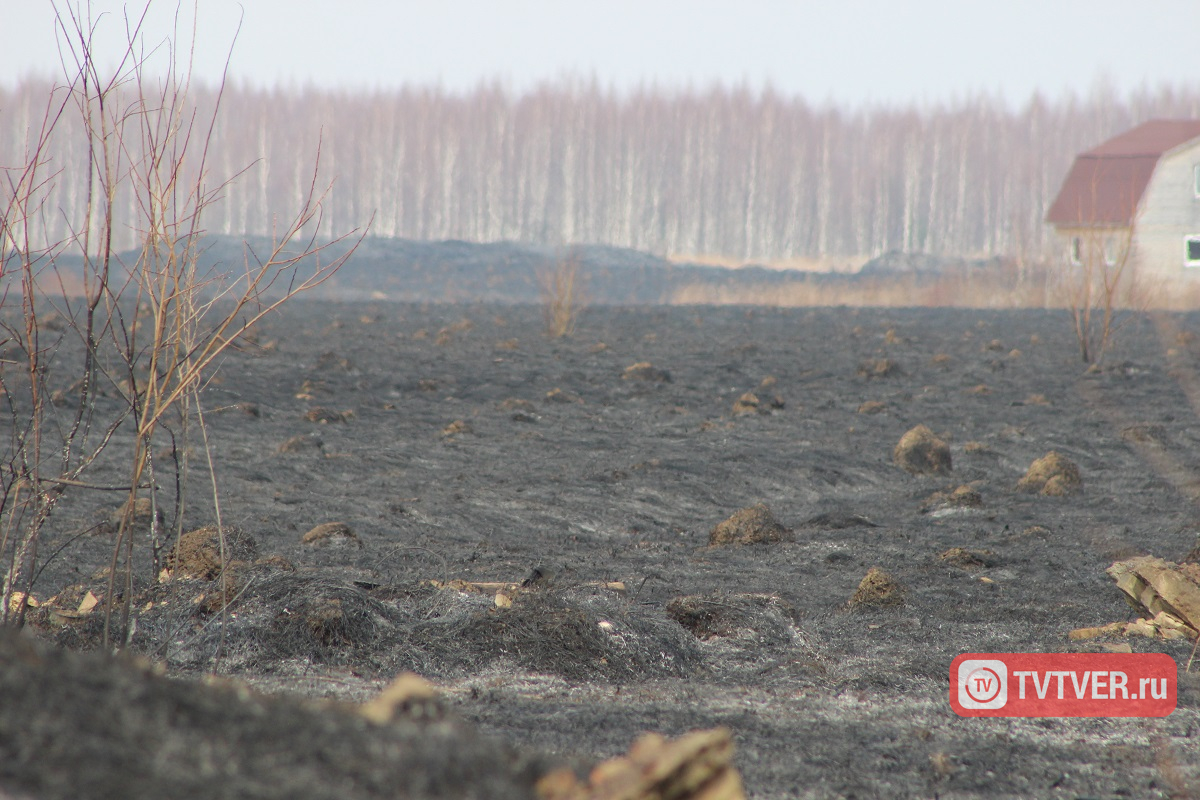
<box><xmin>6</xmin><ymin>301</ymin><xmax>1200</xmax><ymax>798</ymax></box>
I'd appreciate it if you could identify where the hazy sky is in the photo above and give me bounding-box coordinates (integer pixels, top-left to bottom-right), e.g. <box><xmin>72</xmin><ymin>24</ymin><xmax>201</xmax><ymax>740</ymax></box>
<box><xmin>2</xmin><ymin>1</ymin><xmax>1196</xmax><ymax>107</ymax></box>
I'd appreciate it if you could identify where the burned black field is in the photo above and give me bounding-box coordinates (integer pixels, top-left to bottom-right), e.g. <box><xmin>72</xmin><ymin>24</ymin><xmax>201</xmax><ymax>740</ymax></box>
<box><xmin>6</xmin><ymin>301</ymin><xmax>1200</xmax><ymax>798</ymax></box>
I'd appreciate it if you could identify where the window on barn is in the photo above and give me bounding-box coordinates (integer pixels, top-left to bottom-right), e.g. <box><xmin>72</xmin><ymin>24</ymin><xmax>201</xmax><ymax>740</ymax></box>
<box><xmin>1070</xmin><ymin>237</ymin><xmax>1082</xmax><ymax>266</ymax></box>
<box><xmin>1186</xmin><ymin>236</ymin><xmax>1200</xmax><ymax>267</ymax></box>
<box><xmin>1104</xmin><ymin>237</ymin><xmax>1119</xmax><ymax>266</ymax></box>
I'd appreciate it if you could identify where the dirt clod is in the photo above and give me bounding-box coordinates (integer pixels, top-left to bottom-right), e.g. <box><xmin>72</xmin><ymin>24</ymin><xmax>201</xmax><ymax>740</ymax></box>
<box><xmin>545</xmin><ymin>388</ymin><xmax>584</xmax><ymax>404</ymax></box>
<box><xmin>305</xmin><ymin>407</ymin><xmax>351</xmax><ymax>424</ymax></box>
<box><xmin>301</xmin><ymin>521</ymin><xmax>361</xmax><ymax>548</ymax></box>
<box><xmin>857</xmin><ymin>358</ymin><xmax>900</xmax><ymax>379</ymax></box>
<box><xmin>278</xmin><ymin>433</ymin><xmax>324</xmax><ymax>453</ymax></box>
<box><xmin>442</xmin><ymin>419</ymin><xmax>473</xmax><ymax>437</ymax></box>
<box><xmin>622</xmin><ymin>362</ymin><xmax>672</xmax><ymax>382</ymax></box>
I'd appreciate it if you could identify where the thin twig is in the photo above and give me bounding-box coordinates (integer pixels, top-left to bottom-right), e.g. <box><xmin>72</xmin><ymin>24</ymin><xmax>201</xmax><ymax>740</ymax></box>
<box><xmin>41</xmin><ymin>476</ymin><xmax>153</xmax><ymax>491</ymax></box>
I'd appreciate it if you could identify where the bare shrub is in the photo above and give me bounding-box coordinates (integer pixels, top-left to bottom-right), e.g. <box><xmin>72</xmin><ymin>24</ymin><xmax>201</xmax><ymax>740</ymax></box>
<box><xmin>1055</xmin><ymin>172</ymin><xmax>1151</xmax><ymax>365</ymax></box>
<box><xmin>0</xmin><ymin>2</ymin><xmax>367</xmax><ymax>645</ymax></box>
<box><xmin>539</xmin><ymin>248</ymin><xmax>586</xmax><ymax>338</ymax></box>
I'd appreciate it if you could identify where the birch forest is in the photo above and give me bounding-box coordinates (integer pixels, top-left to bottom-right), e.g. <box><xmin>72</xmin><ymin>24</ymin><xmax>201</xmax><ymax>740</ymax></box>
<box><xmin>3</xmin><ymin>77</ymin><xmax>1200</xmax><ymax>263</ymax></box>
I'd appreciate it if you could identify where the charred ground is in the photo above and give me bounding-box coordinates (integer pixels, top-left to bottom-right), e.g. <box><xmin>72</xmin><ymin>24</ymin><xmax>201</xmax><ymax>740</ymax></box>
<box><xmin>4</xmin><ymin>300</ymin><xmax>1200</xmax><ymax>798</ymax></box>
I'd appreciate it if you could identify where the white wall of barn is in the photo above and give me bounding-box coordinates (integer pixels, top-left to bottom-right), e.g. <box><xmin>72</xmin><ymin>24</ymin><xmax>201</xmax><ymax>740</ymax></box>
<box><xmin>1134</xmin><ymin>138</ymin><xmax>1200</xmax><ymax>280</ymax></box>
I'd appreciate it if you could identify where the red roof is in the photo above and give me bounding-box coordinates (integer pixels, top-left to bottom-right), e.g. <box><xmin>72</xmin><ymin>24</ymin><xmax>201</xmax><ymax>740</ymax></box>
<box><xmin>1046</xmin><ymin>119</ymin><xmax>1200</xmax><ymax>226</ymax></box>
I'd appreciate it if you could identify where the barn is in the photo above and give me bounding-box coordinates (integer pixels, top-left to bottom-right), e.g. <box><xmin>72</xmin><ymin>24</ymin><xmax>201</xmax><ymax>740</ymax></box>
<box><xmin>1046</xmin><ymin>119</ymin><xmax>1200</xmax><ymax>285</ymax></box>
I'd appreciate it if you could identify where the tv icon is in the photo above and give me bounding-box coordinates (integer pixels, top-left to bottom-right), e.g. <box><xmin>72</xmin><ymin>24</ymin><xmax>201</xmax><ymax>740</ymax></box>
<box><xmin>958</xmin><ymin>659</ymin><xmax>1008</xmax><ymax>709</ymax></box>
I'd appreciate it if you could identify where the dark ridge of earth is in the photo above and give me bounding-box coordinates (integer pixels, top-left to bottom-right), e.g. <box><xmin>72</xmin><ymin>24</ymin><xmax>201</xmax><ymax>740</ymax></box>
<box><xmin>4</xmin><ymin>301</ymin><xmax>1200</xmax><ymax>798</ymax></box>
<box><xmin>32</xmin><ymin>235</ymin><xmax>999</xmax><ymax>304</ymax></box>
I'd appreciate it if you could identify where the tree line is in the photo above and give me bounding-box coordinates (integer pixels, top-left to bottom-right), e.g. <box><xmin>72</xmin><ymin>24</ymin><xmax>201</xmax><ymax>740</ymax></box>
<box><xmin>3</xmin><ymin>77</ymin><xmax>1199</xmax><ymax>264</ymax></box>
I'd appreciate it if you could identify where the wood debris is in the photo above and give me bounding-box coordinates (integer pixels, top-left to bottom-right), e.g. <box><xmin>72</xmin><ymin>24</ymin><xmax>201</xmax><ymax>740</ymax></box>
<box><xmin>358</xmin><ymin>672</ymin><xmax>445</xmax><ymax>724</ymax></box>
<box><xmin>1070</xmin><ymin>556</ymin><xmax>1200</xmax><ymax>641</ymax></box>
<box><xmin>536</xmin><ymin>727</ymin><xmax>745</xmax><ymax>800</ymax></box>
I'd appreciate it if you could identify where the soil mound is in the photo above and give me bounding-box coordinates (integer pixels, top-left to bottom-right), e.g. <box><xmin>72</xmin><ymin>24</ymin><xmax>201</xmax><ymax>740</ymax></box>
<box><xmin>167</xmin><ymin>526</ymin><xmax>258</xmax><ymax>580</ymax></box>
<box><xmin>937</xmin><ymin>547</ymin><xmax>994</xmax><ymax>570</ymax></box>
<box><xmin>731</xmin><ymin>392</ymin><xmax>760</xmax><ymax>416</ymax></box>
<box><xmin>33</xmin><ymin>572</ymin><xmax>705</xmax><ymax>683</ymax></box>
<box><xmin>893</xmin><ymin>424</ymin><xmax>951</xmax><ymax>475</ymax></box>
<box><xmin>730</xmin><ymin>391</ymin><xmax>783</xmax><ymax>416</ymax></box>
<box><xmin>428</xmin><ymin>584</ymin><xmax>703</xmax><ymax>682</ymax></box>
<box><xmin>666</xmin><ymin>592</ymin><xmax>802</xmax><ymax>642</ymax></box>
<box><xmin>708</xmin><ymin>505</ymin><xmax>790</xmax><ymax>546</ymax></box>
<box><xmin>622</xmin><ymin>362</ymin><xmax>672</xmax><ymax>382</ymax></box>
<box><xmin>1016</xmin><ymin>451</ymin><xmax>1081</xmax><ymax>495</ymax></box>
<box><xmin>847</xmin><ymin>567</ymin><xmax>906</xmax><ymax>608</ymax></box>
<box><xmin>664</xmin><ymin>592</ymin><xmax>822</xmax><ymax>680</ymax></box>
<box><xmin>923</xmin><ymin>485</ymin><xmax>982</xmax><ymax>513</ymax></box>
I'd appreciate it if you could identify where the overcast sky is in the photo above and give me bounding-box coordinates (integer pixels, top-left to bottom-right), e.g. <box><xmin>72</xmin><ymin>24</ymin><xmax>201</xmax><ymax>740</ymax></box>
<box><xmin>2</xmin><ymin>1</ymin><xmax>1196</xmax><ymax>107</ymax></box>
